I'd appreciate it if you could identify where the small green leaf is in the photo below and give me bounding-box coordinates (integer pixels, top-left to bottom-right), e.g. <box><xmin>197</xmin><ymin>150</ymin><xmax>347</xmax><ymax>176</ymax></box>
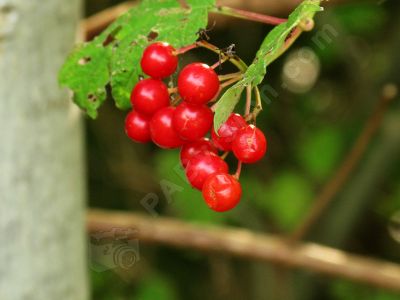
<box><xmin>213</xmin><ymin>0</ymin><xmax>321</xmax><ymax>129</ymax></box>
<box><xmin>59</xmin><ymin>0</ymin><xmax>215</xmax><ymax>118</ymax></box>
<box><xmin>240</xmin><ymin>0</ymin><xmax>322</xmax><ymax>87</ymax></box>
<box><xmin>213</xmin><ymin>83</ymin><xmax>244</xmax><ymax>131</ymax></box>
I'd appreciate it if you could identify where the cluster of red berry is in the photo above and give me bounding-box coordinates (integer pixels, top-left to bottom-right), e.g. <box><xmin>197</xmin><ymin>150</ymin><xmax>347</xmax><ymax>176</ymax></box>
<box><xmin>125</xmin><ymin>42</ymin><xmax>267</xmax><ymax>212</ymax></box>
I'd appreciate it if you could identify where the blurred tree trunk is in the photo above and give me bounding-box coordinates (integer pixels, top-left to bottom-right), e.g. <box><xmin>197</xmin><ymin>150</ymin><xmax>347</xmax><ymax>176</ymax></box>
<box><xmin>0</xmin><ymin>0</ymin><xmax>88</xmax><ymax>299</ymax></box>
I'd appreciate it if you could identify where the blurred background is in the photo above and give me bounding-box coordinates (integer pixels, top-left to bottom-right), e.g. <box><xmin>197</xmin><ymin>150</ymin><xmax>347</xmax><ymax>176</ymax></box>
<box><xmin>84</xmin><ymin>1</ymin><xmax>400</xmax><ymax>299</ymax></box>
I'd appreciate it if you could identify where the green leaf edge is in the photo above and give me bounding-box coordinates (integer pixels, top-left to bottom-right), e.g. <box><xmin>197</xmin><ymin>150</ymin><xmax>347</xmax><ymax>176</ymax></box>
<box><xmin>213</xmin><ymin>0</ymin><xmax>322</xmax><ymax>131</ymax></box>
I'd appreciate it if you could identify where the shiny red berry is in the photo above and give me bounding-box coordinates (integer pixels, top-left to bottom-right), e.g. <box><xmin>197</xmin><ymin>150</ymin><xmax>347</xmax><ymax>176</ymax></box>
<box><xmin>130</xmin><ymin>78</ymin><xmax>170</xmax><ymax>116</ymax></box>
<box><xmin>141</xmin><ymin>42</ymin><xmax>178</xmax><ymax>79</ymax></box>
<box><xmin>172</xmin><ymin>102</ymin><xmax>213</xmax><ymax>141</ymax></box>
<box><xmin>125</xmin><ymin>110</ymin><xmax>151</xmax><ymax>143</ymax></box>
<box><xmin>232</xmin><ymin>125</ymin><xmax>267</xmax><ymax>163</ymax></box>
<box><xmin>185</xmin><ymin>153</ymin><xmax>228</xmax><ymax>190</ymax></box>
<box><xmin>211</xmin><ymin>113</ymin><xmax>247</xmax><ymax>151</ymax></box>
<box><xmin>202</xmin><ymin>173</ymin><xmax>242</xmax><ymax>212</ymax></box>
<box><xmin>150</xmin><ymin>107</ymin><xmax>185</xmax><ymax>149</ymax></box>
<box><xmin>178</xmin><ymin>63</ymin><xmax>220</xmax><ymax>104</ymax></box>
<box><xmin>180</xmin><ymin>138</ymin><xmax>218</xmax><ymax>168</ymax></box>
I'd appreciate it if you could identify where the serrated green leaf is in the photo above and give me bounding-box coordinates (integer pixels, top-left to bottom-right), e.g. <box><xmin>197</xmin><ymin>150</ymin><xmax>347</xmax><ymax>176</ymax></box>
<box><xmin>59</xmin><ymin>0</ymin><xmax>215</xmax><ymax>118</ymax></box>
<box><xmin>213</xmin><ymin>0</ymin><xmax>321</xmax><ymax>129</ymax></box>
<box><xmin>213</xmin><ymin>83</ymin><xmax>245</xmax><ymax>132</ymax></box>
<box><xmin>59</xmin><ymin>43</ymin><xmax>111</xmax><ymax>118</ymax></box>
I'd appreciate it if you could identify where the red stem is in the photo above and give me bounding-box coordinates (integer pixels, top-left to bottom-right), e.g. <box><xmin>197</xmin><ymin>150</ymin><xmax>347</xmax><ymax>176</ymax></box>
<box><xmin>212</xmin><ymin>6</ymin><xmax>287</xmax><ymax>26</ymax></box>
<box><xmin>175</xmin><ymin>43</ymin><xmax>197</xmax><ymax>55</ymax></box>
<box><xmin>234</xmin><ymin>161</ymin><xmax>242</xmax><ymax>179</ymax></box>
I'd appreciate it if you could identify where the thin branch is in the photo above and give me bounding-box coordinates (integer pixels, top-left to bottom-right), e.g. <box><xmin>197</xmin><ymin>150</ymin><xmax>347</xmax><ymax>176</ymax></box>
<box><xmin>211</xmin><ymin>56</ymin><xmax>229</xmax><ymax>69</ymax></box>
<box><xmin>210</xmin><ymin>6</ymin><xmax>287</xmax><ymax>25</ymax></box>
<box><xmin>80</xmin><ymin>0</ymin><xmax>349</xmax><ymax>42</ymax></box>
<box><xmin>197</xmin><ymin>40</ymin><xmax>248</xmax><ymax>72</ymax></box>
<box><xmin>87</xmin><ymin>209</ymin><xmax>400</xmax><ymax>292</ymax></box>
<box><xmin>80</xmin><ymin>2</ymin><xmax>286</xmax><ymax>41</ymax></box>
<box><xmin>289</xmin><ymin>84</ymin><xmax>398</xmax><ymax>243</ymax></box>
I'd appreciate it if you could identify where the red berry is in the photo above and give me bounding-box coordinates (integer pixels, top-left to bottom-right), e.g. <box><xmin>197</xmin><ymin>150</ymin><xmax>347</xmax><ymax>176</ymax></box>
<box><xmin>178</xmin><ymin>63</ymin><xmax>220</xmax><ymax>104</ymax></box>
<box><xmin>125</xmin><ymin>110</ymin><xmax>151</xmax><ymax>143</ymax></box>
<box><xmin>150</xmin><ymin>107</ymin><xmax>185</xmax><ymax>149</ymax></box>
<box><xmin>211</xmin><ymin>113</ymin><xmax>247</xmax><ymax>151</ymax></box>
<box><xmin>180</xmin><ymin>138</ymin><xmax>218</xmax><ymax>168</ymax></box>
<box><xmin>172</xmin><ymin>102</ymin><xmax>213</xmax><ymax>141</ymax></box>
<box><xmin>185</xmin><ymin>153</ymin><xmax>228</xmax><ymax>190</ymax></box>
<box><xmin>232</xmin><ymin>125</ymin><xmax>267</xmax><ymax>163</ymax></box>
<box><xmin>141</xmin><ymin>42</ymin><xmax>178</xmax><ymax>79</ymax></box>
<box><xmin>130</xmin><ymin>78</ymin><xmax>170</xmax><ymax>116</ymax></box>
<box><xmin>202</xmin><ymin>173</ymin><xmax>242</xmax><ymax>212</ymax></box>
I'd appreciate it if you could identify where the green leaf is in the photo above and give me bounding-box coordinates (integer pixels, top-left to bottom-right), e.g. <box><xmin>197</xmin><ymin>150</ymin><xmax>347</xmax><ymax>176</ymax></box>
<box><xmin>213</xmin><ymin>83</ymin><xmax>245</xmax><ymax>132</ymax></box>
<box><xmin>241</xmin><ymin>0</ymin><xmax>321</xmax><ymax>87</ymax></box>
<box><xmin>59</xmin><ymin>0</ymin><xmax>215</xmax><ymax>118</ymax></box>
<box><xmin>213</xmin><ymin>0</ymin><xmax>321</xmax><ymax>130</ymax></box>
<box><xmin>59</xmin><ymin>43</ymin><xmax>111</xmax><ymax>118</ymax></box>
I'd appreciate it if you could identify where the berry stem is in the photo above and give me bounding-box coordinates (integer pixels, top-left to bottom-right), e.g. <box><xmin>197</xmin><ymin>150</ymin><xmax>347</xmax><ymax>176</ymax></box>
<box><xmin>210</xmin><ymin>74</ymin><xmax>243</xmax><ymax>109</ymax></box>
<box><xmin>197</xmin><ymin>40</ymin><xmax>248</xmax><ymax>72</ymax></box>
<box><xmin>174</xmin><ymin>43</ymin><xmax>197</xmax><ymax>55</ymax></box>
<box><xmin>210</xmin><ymin>6</ymin><xmax>287</xmax><ymax>25</ymax></box>
<box><xmin>245</xmin><ymin>85</ymin><xmax>252</xmax><ymax>116</ymax></box>
<box><xmin>220</xmin><ymin>151</ymin><xmax>230</xmax><ymax>160</ymax></box>
<box><xmin>220</xmin><ymin>76</ymin><xmax>242</xmax><ymax>89</ymax></box>
<box><xmin>253</xmin><ymin>86</ymin><xmax>263</xmax><ymax>116</ymax></box>
<box><xmin>171</xmin><ymin>94</ymin><xmax>181</xmax><ymax>106</ymax></box>
<box><xmin>218</xmin><ymin>72</ymin><xmax>243</xmax><ymax>81</ymax></box>
<box><xmin>211</xmin><ymin>56</ymin><xmax>228</xmax><ymax>69</ymax></box>
<box><xmin>245</xmin><ymin>86</ymin><xmax>263</xmax><ymax>122</ymax></box>
<box><xmin>176</xmin><ymin>41</ymin><xmax>248</xmax><ymax>72</ymax></box>
<box><xmin>234</xmin><ymin>161</ymin><xmax>242</xmax><ymax>179</ymax></box>
<box><xmin>168</xmin><ymin>87</ymin><xmax>178</xmax><ymax>94</ymax></box>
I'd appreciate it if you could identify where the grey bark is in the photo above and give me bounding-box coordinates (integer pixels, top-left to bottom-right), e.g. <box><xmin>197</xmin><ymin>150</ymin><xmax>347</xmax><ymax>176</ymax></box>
<box><xmin>0</xmin><ymin>0</ymin><xmax>88</xmax><ymax>299</ymax></box>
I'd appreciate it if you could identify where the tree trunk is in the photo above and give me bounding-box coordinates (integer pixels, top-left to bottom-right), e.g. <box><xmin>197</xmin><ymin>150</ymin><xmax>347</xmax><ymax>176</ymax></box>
<box><xmin>0</xmin><ymin>0</ymin><xmax>88</xmax><ymax>299</ymax></box>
